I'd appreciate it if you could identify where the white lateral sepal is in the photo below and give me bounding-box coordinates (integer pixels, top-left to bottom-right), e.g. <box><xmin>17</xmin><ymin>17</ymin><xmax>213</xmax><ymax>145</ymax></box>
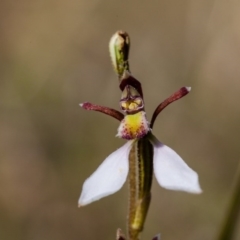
<box><xmin>78</xmin><ymin>140</ymin><xmax>133</xmax><ymax>206</ymax></box>
<box><xmin>149</xmin><ymin>134</ymin><xmax>202</xmax><ymax>194</ymax></box>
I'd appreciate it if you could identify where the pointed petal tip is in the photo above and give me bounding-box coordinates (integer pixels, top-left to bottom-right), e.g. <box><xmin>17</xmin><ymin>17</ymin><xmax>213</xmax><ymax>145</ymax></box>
<box><xmin>152</xmin><ymin>234</ymin><xmax>161</xmax><ymax>240</ymax></box>
<box><xmin>189</xmin><ymin>177</ymin><xmax>203</xmax><ymax>194</ymax></box>
<box><xmin>78</xmin><ymin>199</ymin><xmax>84</xmax><ymax>208</ymax></box>
<box><xmin>185</xmin><ymin>186</ymin><xmax>202</xmax><ymax>194</ymax></box>
<box><xmin>185</xmin><ymin>86</ymin><xmax>191</xmax><ymax>92</ymax></box>
<box><xmin>193</xmin><ymin>186</ymin><xmax>203</xmax><ymax>194</ymax></box>
<box><xmin>79</xmin><ymin>103</ymin><xmax>84</xmax><ymax>107</ymax></box>
<box><xmin>116</xmin><ymin>228</ymin><xmax>126</xmax><ymax>240</ymax></box>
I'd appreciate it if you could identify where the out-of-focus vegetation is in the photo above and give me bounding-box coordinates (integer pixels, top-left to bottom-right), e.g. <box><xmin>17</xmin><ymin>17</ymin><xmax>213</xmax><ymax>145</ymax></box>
<box><xmin>0</xmin><ymin>1</ymin><xmax>240</xmax><ymax>240</ymax></box>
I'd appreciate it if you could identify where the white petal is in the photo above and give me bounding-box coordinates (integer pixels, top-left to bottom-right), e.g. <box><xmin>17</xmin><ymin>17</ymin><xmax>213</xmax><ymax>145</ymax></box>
<box><xmin>149</xmin><ymin>134</ymin><xmax>202</xmax><ymax>194</ymax></box>
<box><xmin>78</xmin><ymin>141</ymin><xmax>133</xmax><ymax>206</ymax></box>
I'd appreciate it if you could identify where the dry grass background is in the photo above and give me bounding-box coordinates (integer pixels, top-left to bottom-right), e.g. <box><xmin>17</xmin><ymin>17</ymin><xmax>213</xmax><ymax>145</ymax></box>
<box><xmin>0</xmin><ymin>0</ymin><xmax>240</xmax><ymax>240</ymax></box>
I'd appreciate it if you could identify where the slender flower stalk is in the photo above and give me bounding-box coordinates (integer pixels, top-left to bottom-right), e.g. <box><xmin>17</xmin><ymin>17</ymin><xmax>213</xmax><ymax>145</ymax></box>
<box><xmin>78</xmin><ymin>31</ymin><xmax>202</xmax><ymax>240</ymax></box>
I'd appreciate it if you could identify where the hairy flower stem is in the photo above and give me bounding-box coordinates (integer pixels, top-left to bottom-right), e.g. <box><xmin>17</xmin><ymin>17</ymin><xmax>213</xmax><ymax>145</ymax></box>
<box><xmin>217</xmin><ymin>164</ymin><xmax>240</xmax><ymax>240</ymax></box>
<box><xmin>128</xmin><ymin>137</ymin><xmax>154</xmax><ymax>240</ymax></box>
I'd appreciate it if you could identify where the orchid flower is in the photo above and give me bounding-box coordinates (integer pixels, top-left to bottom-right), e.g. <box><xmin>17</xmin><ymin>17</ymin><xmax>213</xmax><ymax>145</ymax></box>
<box><xmin>78</xmin><ymin>31</ymin><xmax>202</xmax><ymax>240</ymax></box>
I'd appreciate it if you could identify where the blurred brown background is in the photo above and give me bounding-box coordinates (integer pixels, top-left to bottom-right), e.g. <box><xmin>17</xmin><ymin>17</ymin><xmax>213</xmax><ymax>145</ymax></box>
<box><xmin>1</xmin><ymin>0</ymin><xmax>240</xmax><ymax>240</ymax></box>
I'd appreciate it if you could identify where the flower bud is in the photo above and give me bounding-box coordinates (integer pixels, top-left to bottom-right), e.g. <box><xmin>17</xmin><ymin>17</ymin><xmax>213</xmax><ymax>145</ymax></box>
<box><xmin>109</xmin><ymin>31</ymin><xmax>130</xmax><ymax>78</ymax></box>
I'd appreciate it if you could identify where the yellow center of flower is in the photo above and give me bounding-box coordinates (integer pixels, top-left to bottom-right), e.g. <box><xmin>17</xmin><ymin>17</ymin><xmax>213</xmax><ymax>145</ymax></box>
<box><xmin>117</xmin><ymin>111</ymin><xmax>150</xmax><ymax>140</ymax></box>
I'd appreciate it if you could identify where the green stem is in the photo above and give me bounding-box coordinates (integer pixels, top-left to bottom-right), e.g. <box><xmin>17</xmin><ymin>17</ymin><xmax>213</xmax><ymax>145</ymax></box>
<box><xmin>127</xmin><ymin>137</ymin><xmax>153</xmax><ymax>240</ymax></box>
<box><xmin>217</xmin><ymin>163</ymin><xmax>240</xmax><ymax>240</ymax></box>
